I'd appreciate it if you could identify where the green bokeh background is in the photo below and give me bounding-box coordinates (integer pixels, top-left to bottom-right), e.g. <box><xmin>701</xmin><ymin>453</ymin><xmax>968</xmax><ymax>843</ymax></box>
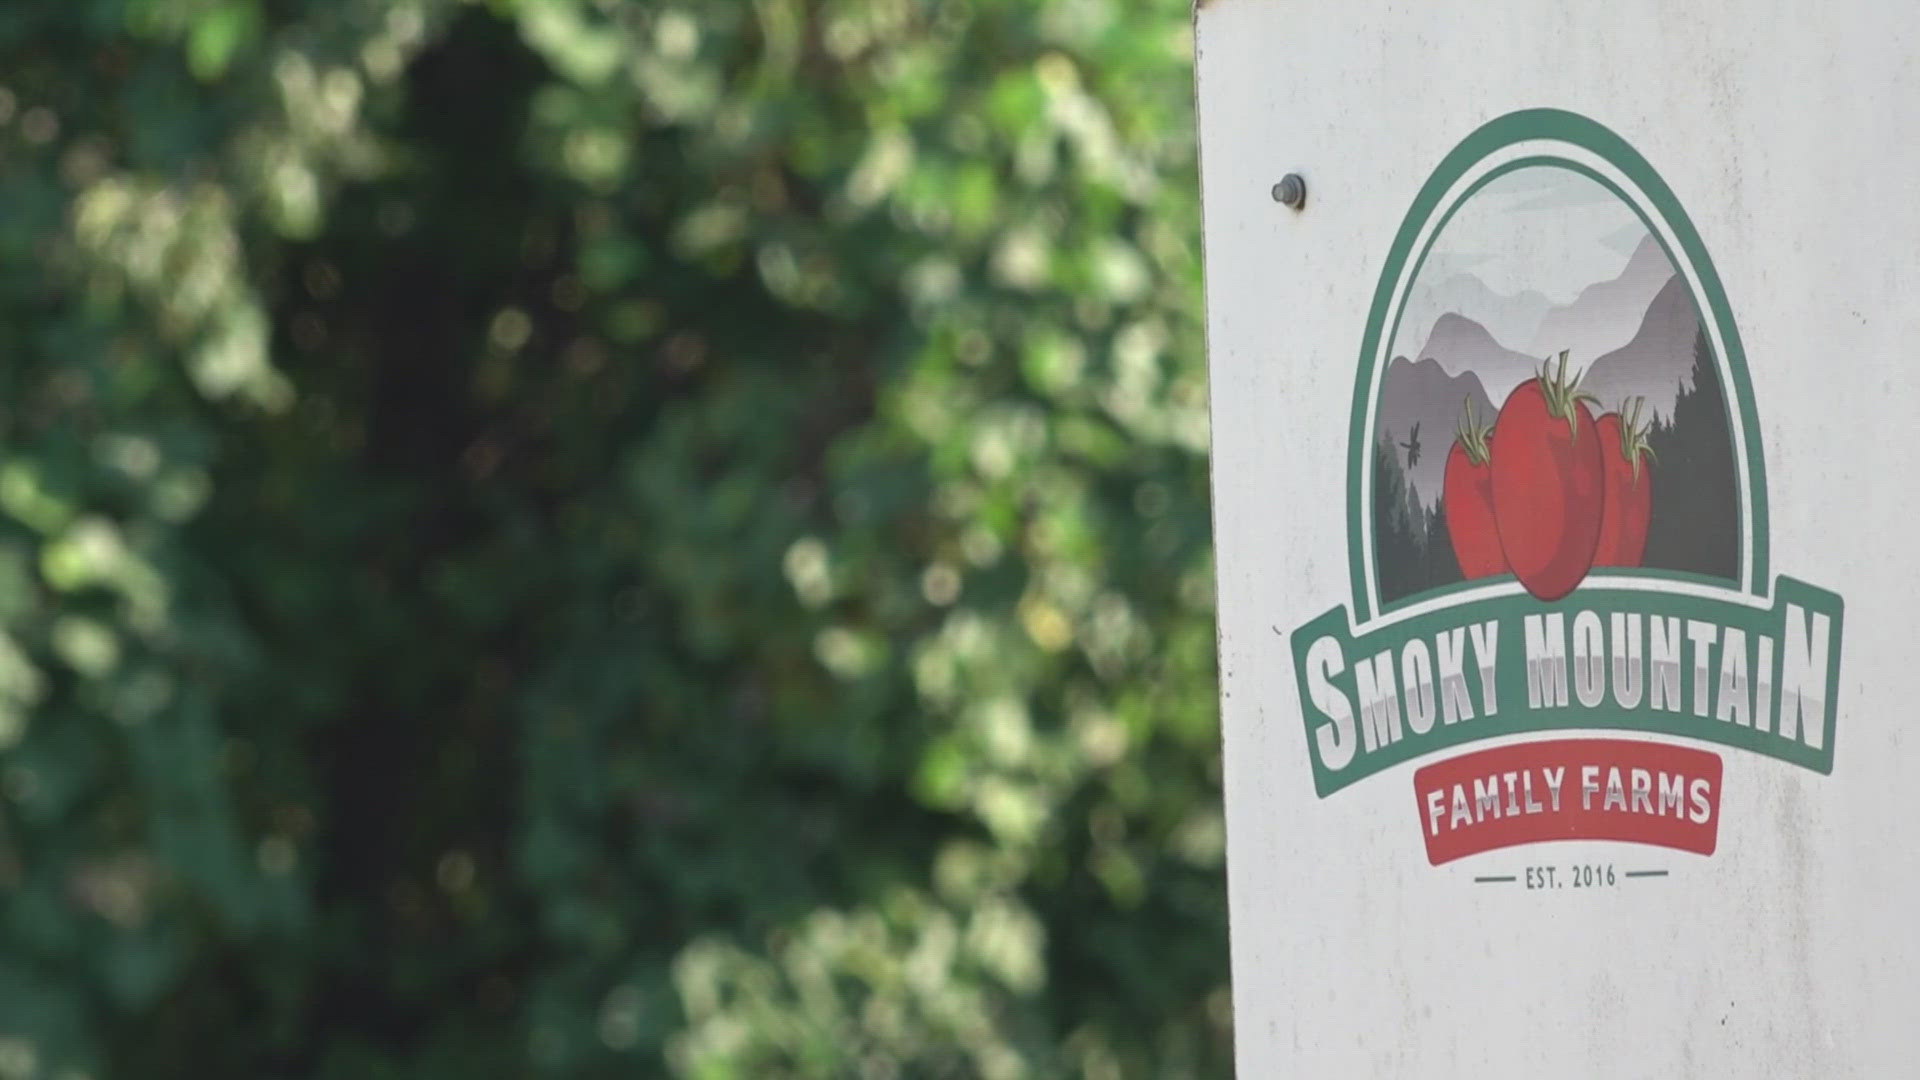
<box><xmin>0</xmin><ymin>0</ymin><xmax>1224</xmax><ymax>1075</ymax></box>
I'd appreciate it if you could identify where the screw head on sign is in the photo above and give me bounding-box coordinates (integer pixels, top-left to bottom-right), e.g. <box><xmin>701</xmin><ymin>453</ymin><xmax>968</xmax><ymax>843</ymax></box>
<box><xmin>1271</xmin><ymin>173</ymin><xmax>1307</xmax><ymax>210</ymax></box>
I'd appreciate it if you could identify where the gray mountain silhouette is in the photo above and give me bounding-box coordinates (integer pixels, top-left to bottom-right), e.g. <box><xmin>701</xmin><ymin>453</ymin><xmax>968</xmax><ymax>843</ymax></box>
<box><xmin>1414</xmin><ymin>312</ymin><xmax>1542</xmax><ymax>408</ymax></box>
<box><xmin>1376</xmin><ymin>355</ymin><xmax>1496</xmax><ymax>506</ymax></box>
<box><xmin>1581</xmin><ymin>274</ymin><xmax>1701</xmax><ymax>421</ymax></box>
<box><xmin>1527</xmin><ymin>233</ymin><xmax>1675</xmax><ymax>367</ymax></box>
<box><xmin>1393</xmin><ymin>272</ymin><xmax>1553</xmax><ymax>370</ymax></box>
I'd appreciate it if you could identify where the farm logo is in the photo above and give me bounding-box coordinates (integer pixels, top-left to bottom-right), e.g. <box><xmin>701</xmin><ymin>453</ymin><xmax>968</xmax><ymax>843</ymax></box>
<box><xmin>1288</xmin><ymin>110</ymin><xmax>1844</xmax><ymax>866</ymax></box>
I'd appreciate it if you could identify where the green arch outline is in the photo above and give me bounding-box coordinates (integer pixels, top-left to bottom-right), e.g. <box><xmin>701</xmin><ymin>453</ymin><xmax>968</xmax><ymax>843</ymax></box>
<box><xmin>1346</xmin><ymin>109</ymin><xmax>1768</xmax><ymax>622</ymax></box>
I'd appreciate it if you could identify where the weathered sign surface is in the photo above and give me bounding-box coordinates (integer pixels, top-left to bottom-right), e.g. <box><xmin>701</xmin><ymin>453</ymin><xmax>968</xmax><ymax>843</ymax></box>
<box><xmin>1196</xmin><ymin>1</ymin><xmax>1914</xmax><ymax>1073</ymax></box>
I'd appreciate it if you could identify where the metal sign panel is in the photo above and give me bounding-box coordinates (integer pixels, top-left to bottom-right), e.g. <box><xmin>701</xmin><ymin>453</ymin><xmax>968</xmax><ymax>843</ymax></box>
<box><xmin>1196</xmin><ymin>2</ymin><xmax>1912</xmax><ymax>1073</ymax></box>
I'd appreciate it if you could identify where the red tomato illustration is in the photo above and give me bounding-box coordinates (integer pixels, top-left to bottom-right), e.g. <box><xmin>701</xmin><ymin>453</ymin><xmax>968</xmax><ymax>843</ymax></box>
<box><xmin>1444</xmin><ymin>396</ymin><xmax>1506</xmax><ymax>579</ymax></box>
<box><xmin>1593</xmin><ymin>396</ymin><xmax>1655</xmax><ymax>567</ymax></box>
<box><xmin>1489</xmin><ymin>351</ymin><xmax>1605</xmax><ymax>601</ymax></box>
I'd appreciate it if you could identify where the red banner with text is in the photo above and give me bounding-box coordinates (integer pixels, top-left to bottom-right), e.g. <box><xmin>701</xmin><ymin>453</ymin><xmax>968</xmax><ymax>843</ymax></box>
<box><xmin>1412</xmin><ymin>738</ymin><xmax>1722</xmax><ymax>865</ymax></box>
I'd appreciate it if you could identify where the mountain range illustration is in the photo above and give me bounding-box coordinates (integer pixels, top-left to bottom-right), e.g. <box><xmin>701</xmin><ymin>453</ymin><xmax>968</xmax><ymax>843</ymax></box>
<box><xmin>1378</xmin><ymin>232</ymin><xmax>1704</xmax><ymax>506</ymax></box>
<box><xmin>1392</xmin><ymin>274</ymin><xmax>1553</xmax><ymax>376</ymax></box>
<box><xmin>1578</xmin><ymin>274</ymin><xmax>1701</xmax><ymax>416</ymax></box>
<box><xmin>1409</xmin><ymin>312</ymin><xmax>1539</xmax><ymax>408</ymax></box>
<box><xmin>1524</xmin><ymin>234</ymin><xmax>1675</xmax><ymax>365</ymax></box>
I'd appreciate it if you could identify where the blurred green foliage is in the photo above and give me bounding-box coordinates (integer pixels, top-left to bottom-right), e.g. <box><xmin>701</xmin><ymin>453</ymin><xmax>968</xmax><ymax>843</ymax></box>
<box><xmin>0</xmin><ymin>0</ymin><xmax>1222</xmax><ymax>1076</ymax></box>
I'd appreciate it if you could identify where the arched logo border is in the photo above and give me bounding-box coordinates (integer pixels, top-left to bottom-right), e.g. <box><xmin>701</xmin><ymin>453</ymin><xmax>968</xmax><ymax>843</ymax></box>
<box><xmin>1344</xmin><ymin>109</ymin><xmax>1769</xmax><ymax>624</ymax></box>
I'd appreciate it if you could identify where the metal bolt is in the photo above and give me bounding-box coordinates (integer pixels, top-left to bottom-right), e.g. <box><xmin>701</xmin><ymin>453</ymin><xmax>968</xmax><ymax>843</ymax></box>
<box><xmin>1271</xmin><ymin>173</ymin><xmax>1307</xmax><ymax>210</ymax></box>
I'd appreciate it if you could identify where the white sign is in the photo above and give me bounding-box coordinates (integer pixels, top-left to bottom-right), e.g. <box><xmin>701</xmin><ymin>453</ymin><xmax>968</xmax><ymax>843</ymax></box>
<box><xmin>1197</xmin><ymin>1</ymin><xmax>1913</xmax><ymax>1073</ymax></box>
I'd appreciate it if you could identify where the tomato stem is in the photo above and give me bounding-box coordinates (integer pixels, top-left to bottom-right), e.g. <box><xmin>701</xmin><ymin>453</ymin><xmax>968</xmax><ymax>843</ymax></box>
<box><xmin>1455</xmin><ymin>396</ymin><xmax>1492</xmax><ymax>466</ymax></box>
<box><xmin>1617</xmin><ymin>395</ymin><xmax>1657</xmax><ymax>483</ymax></box>
<box><xmin>1537</xmin><ymin>349</ymin><xmax>1600</xmax><ymax>442</ymax></box>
